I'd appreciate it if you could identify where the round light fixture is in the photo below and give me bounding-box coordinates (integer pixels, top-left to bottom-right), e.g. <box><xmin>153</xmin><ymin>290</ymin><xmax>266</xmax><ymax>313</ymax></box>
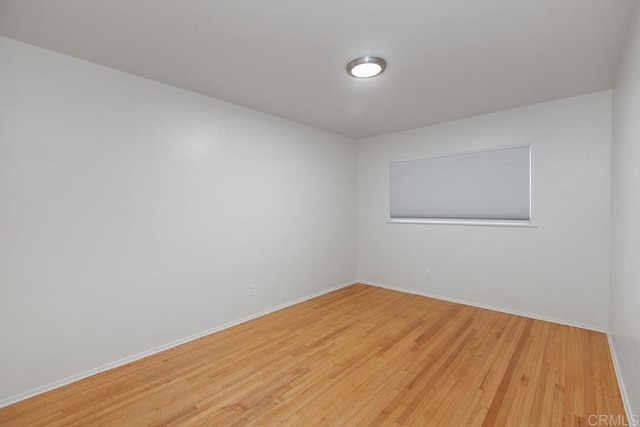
<box><xmin>346</xmin><ymin>56</ymin><xmax>386</xmax><ymax>78</ymax></box>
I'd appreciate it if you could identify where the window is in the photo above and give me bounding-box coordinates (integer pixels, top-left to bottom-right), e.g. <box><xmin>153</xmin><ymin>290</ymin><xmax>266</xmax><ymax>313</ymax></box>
<box><xmin>389</xmin><ymin>145</ymin><xmax>531</xmax><ymax>225</ymax></box>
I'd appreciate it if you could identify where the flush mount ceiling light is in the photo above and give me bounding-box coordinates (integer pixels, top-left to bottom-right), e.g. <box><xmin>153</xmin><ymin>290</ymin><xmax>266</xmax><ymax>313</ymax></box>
<box><xmin>346</xmin><ymin>56</ymin><xmax>386</xmax><ymax>78</ymax></box>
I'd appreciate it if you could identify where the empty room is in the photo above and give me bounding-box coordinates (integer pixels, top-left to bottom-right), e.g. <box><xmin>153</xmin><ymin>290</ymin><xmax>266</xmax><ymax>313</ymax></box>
<box><xmin>1</xmin><ymin>1</ymin><xmax>639</xmax><ymax>425</ymax></box>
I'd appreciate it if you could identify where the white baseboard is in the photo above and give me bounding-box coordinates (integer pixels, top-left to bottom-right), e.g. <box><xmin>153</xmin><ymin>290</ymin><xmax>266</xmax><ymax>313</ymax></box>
<box><xmin>607</xmin><ymin>333</ymin><xmax>635</xmax><ymax>424</ymax></box>
<box><xmin>0</xmin><ymin>280</ymin><xmax>357</xmax><ymax>409</ymax></box>
<box><xmin>359</xmin><ymin>280</ymin><xmax>608</xmax><ymax>333</ymax></box>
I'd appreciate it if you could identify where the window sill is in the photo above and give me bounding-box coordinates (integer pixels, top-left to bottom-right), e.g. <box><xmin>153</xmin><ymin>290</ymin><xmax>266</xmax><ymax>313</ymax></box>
<box><xmin>387</xmin><ymin>219</ymin><xmax>538</xmax><ymax>228</ymax></box>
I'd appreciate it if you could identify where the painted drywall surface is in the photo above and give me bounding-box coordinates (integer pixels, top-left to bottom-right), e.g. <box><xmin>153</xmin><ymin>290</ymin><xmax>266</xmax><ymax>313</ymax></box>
<box><xmin>357</xmin><ymin>91</ymin><xmax>612</xmax><ymax>330</ymax></box>
<box><xmin>0</xmin><ymin>36</ymin><xmax>356</xmax><ymax>402</ymax></box>
<box><xmin>611</xmin><ymin>2</ymin><xmax>640</xmax><ymax>417</ymax></box>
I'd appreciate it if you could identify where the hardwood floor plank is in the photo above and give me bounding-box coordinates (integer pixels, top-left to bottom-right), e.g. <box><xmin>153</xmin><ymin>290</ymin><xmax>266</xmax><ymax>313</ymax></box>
<box><xmin>0</xmin><ymin>284</ymin><xmax>625</xmax><ymax>426</ymax></box>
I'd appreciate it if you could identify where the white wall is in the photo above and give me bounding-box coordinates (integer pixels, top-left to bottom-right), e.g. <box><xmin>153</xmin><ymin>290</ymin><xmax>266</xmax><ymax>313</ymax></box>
<box><xmin>611</xmin><ymin>2</ymin><xmax>640</xmax><ymax>417</ymax></box>
<box><xmin>357</xmin><ymin>91</ymin><xmax>612</xmax><ymax>330</ymax></box>
<box><xmin>0</xmin><ymin>36</ymin><xmax>356</xmax><ymax>404</ymax></box>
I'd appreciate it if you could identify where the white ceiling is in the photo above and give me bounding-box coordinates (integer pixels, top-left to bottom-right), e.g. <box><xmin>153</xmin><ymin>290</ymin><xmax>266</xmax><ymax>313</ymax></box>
<box><xmin>0</xmin><ymin>0</ymin><xmax>637</xmax><ymax>139</ymax></box>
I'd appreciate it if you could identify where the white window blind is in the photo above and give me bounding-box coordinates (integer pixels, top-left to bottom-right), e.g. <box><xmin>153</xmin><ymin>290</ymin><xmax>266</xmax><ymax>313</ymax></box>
<box><xmin>390</xmin><ymin>145</ymin><xmax>530</xmax><ymax>222</ymax></box>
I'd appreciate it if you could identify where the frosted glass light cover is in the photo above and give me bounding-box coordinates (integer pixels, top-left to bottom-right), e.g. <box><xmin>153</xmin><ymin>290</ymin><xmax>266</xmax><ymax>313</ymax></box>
<box><xmin>351</xmin><ymin>63</ymin><xmax>382</xmax><ymax>78</ymax></box>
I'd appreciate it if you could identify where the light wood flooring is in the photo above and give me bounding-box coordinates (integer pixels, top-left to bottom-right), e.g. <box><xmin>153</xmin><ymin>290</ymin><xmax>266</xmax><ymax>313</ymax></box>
<box><xmin>0</xmin><ymin>284</ymin><xmax>625</xmax><ymax>426</ymax></box>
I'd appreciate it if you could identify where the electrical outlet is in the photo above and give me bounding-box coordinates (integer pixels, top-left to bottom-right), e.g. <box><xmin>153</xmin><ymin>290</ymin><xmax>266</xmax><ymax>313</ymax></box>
<box><xmin>425</xmin><ymin>269</ymin><xmax>432</xmax><ymax>279</ymax></box>
<box><xmin>250</xmin><ymin>284</ymin><xmax>256</xmax><ymax>296</ymax></box>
